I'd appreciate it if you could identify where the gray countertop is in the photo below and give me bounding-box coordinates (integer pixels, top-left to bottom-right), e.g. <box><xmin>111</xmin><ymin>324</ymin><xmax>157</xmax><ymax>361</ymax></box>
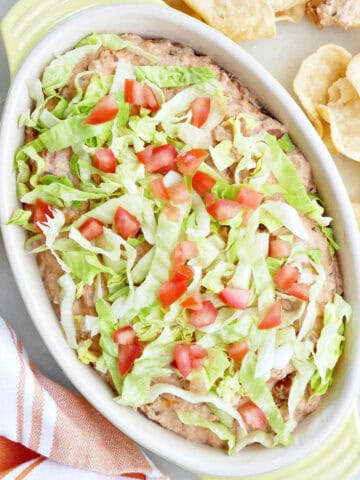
<box><xmin>0</xmin><ymin>2</ymin><xmax>359</xmax><ymax>479</ymax></box>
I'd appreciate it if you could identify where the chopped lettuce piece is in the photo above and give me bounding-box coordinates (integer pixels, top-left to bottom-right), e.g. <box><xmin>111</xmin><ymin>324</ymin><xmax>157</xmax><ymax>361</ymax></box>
<box><xmin>311</xmin><ymin>295</ymin><xmax>351</xmax><ymax>394</ymax></box>
<box><xmin>6</xmin><ymin>209</ymin><xmax>36</xmax><ymax>232</ymax></box>
<box><xmin>176</xmin><ymin>410</ymin><xmax>236</xmax><ymax>452</ymax></box>
<box><xmin>277</xmin><ymin>133</ymin><xmax>296</xmax><ymax>153</ymax></box>
<box><xmin>42</xmin><ymin>44</ymin><xmax>100</xmax><ymax>95</ymax></box>
<box><xmin>134</xmin><ymin>66</ymin><xmax>215</xmax><ymax>88</ymax></box>
<box><xmin>58</xmin><ymin>273</ymin><xmax>77</xmax><ymax>349</ymax></box>
<box><xmin>77</xmin><ymin>339</ymin><xmax>99</xmax><ymax>365</ymax></box>
<box><xmin>210</xmin><ymin>140</ymin><xmax>235</xmax><ymax>171</ymax></box>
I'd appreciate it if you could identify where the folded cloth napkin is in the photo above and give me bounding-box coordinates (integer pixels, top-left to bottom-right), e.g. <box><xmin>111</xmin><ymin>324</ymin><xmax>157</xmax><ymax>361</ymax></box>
<box><xmin>0</xmin><ymin>317</ymin><xmax>168</xmax><ymax>480</ymax></box>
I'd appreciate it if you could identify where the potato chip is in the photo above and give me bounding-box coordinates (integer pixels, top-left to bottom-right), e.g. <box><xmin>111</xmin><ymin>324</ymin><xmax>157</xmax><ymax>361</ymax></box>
<box><xmin>183</xmin><ymin>0</ymin><xmax>276</xmax><ymax>42</ymax></box>
<box><xmin>321</xmin><ymin>120</ymin><xmax>339</xmax><ymax>154</ymax></box>
<box><xmin>327</xmin><ymin>99</ymin><xmax>360</xmax><ymax>162</ymax></box>
<box><xmin>275</xmin><ymin>4</ymin><xmax>306</xmax><ymax>23</ymax></box>
<box><xmin>346</xmin><ymin>53</ymin><xmax>360</xmax><ymax>97</ymax></box>
<box><xmin>328</xmin><ymin>78</ymin><xmax>358</xmax><ymax>105</ymax></box>
<box><xmin>293</xmin><ymin>45</ymin><xmax>352</xmax><ymax>136</ymax></box>
<box><xmin>164</xmin><ymin>0</ymin><xmax>199</xmax><ymax>17</ymax></box>
<box><xmin>270</xmin><ymin>0</ymin><xmax>305</xmax><ymax>13</ymax></box>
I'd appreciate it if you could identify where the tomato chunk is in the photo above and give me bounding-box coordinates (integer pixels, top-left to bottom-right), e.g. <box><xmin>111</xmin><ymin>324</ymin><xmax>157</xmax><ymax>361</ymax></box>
<box><xmin>269</xmin><ymin>239</ymin><xmax>291</xmax><ymax>258</ymax></box>
<box><xmin>227</xmin><ymin>342</ymin><xmax>250</xmax><ymax>362</ymax></box>
<box><xmin>189</xmin><ymin>344</ymin><xmax>207</xmax><ymax>359</ymax></box>
<box><xmin>113</xmin><ymin>326</ymin><xmax>137</xmax><ymax>345</ymax></box>
<box><xmin>238</xmin><ymin>402</ymin><xmax>268</xmax><ymax>430</ymax></box>
<box><xmin>191</xmin><ymin>357</ymin><xmax>205</xmax><ymax>370</ymax></box>
<box><xmin>219</xmin><ymin>288</ymin><xmax>251</xmax><ymax>310</ymax></box>
<box><xmin>164</xmin><ymin>204</ymin><xmax>180</xmax><ymax>221</ymax></box>
<box><xmin>118</xmin><ymin>342</ymin><xmax>143</xmax><ymax>376</ymax></box>
<box><xmin>124</xmin><ymin>79</ymin><xmax>160</xmax><ymax>112</ymax></box>
<box><xmin>159</xmin><ymin>280</ymin><xmax>188</xmax><ymax>308</ymax></box>
<box><xmin>191</xmin><ymin>97</ymin><xmax>211</xmax><ymax>128</ymax></box>
<box><xmin>33</xmin><ymin>199</ymin><xmax>53</xmax><ymax>232</ymax></box>
<box><xmin>190</xmin><ymin>300</ymin><xmax>218</xmax><ymax>328</ymax></box>
<box><xmin>114</xmin><ymin>207</ymin><xmax>141</xmax><ymax>239</ymax></box>
<box><xmin>177</xmin><ymin>149</ymin><xmax>209</xmax><ymax>176</ymax></box>
<box><xmin>167</xmin><ymin>182</ymin><xmax>191</xmax><ymax>204</ymax></box>
<box><xmin>286</xmin><ymin>283</ymin><xmax>310</xmax><ymax>302</ymax></box>
<box><xmin>137</xmin><ymin>144</ymin><xmax>178</xmax><ymax>174</ymax></box>
<box><xmin>84</xmin><ymin>93</ymin><xmax>119</xmax><ymax>125</ymax></box>
<box><xmin>207</xmin><ymin>199</ymin><xmax>241</xmax><ymax>221</ymax></box>
<box><xmin>258</xmin><ymin>301</ymin><xmax>282</xmax><ymax>329</ymax></box>
<box><xmin>192</xmin><ymin>171</ymin><xmax>216</xmax><ymax>196</ymax></box>
<box><xmin>172</xmin><ymin>241</ymin><xmax>198</xmax><ymax>272</ymax></box>
<box><xmin>236</xmin><ymin>187</ymin><xmax>264</xmax><ymax>210</ymax></box>
<box><xmin>150</xmin><ymin>177</ymin><xmax>169</xmax><ymax>200</ymax></box>
<box><xmin>171</xmin><ymin>265</ymin><xmax>194</xmax><ymax>283</ymax></box>
<box><xmin>92</xmin><ymin>148</ymin><xmax>117</xmax><ymax>173</ymax></box>
<box><xmin>181</xmin><ymin>293</ymin><xmax>203</xmax><ymax>311</ymax></box>
<box><xmin>79</xmin><ymin>217</ymin><xmax>104</xmax><ymax>240</ymax></box>
<box><xmin>173</xmin><ymin>344</ymin><xmax>192</xmax><ymax>377</ymax></box>
<box><xmin>274</xmin><ymin>265</ymin><xmax>299</xmax><ymax>291</ymax></box>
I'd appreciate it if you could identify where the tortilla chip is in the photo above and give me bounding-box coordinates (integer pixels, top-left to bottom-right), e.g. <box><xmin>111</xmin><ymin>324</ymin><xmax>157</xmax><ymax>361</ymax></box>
<box><xmin>164</xmin><ymin>0</ymin><xmax>199</xmax><ymax>17</ymax></box>
<box><xmin>183</xmin><ymin>0</ymin><xmax>276</xmax><ymax>42</ymax></box>
<box><xmin>327</xmin><ymin>99</ymin><xmax>360</xmax><ymax>162</ymax></box>
<box><xmin>275</xmin><ymin>4</ymin><xmax>306</xmax><ymax>22</ymax></box>
<box><xmin>293</xmin><ymin>45</ymin><xmax>352</xmax><ymax>136</ymax></box>
<box><xmin>346</xmin><ymin>53</ymin><xmax>360</xmax><ymax>97</ymax></box>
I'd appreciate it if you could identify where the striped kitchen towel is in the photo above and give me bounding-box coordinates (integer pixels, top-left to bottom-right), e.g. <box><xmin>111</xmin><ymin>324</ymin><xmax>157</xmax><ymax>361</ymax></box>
<box><xmin>0</xmin><ymin>317</ymin><xmax>168</xmax><ymax>480</ymax></box>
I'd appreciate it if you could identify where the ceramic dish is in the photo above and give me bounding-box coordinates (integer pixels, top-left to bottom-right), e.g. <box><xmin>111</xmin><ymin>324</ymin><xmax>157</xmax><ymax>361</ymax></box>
<box><xmin>0</xmin><ymin>5</ymin><xmax>360</xmax><ymax>477</ymax></box>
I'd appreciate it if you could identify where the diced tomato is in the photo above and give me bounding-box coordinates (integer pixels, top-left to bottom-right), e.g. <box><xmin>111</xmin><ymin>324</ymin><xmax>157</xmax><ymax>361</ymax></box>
<box><xmin>191</xmin><ymin>97</ymin><xmax>211</xmax><ymax>128</ymax></box>
<box><xmin>164</xmin><ymin>204</ymin><xmax>180</xmax><ymax>221</ymax></box>
<box><xmin>269</xmin><ymin>239</ymin><xmax>291</xmax><ymax>258</ymax></box>
<box><xmin>238</xmin><ymin>402</ymin><xmax>268</xmax><ymax>430</ymax></box>
<box><xmin>143</xmin><ymin>84</ymin><xmax>160</xmax><ymax>112</ymax></box>
<box><xmin>219</xmin><ymin>288</ymin><xmax>251</xmax><ymax>310</ymax></box>
<box><xmin>171</xmin><ymin>265</ymin><xmax>194</xmax><ymax>283</ymax></box>
<box><xmin>137</xmin><ymin>144</ymin><xmax>178</xmax><ymax>174</ymax></box>
<box><xmin>177</xmin><ymin>149</ymin><xmax>208</xmax><ymax>176</ymax></box>
<box><xmin>192</xmin><ymin>171</ymin><xmax>216</xmax><ymax>196</ymax></box>
<box><xmin>33</xmin><ymin>199</ymin><xmax>54</xmax><ymax>232</ymax></box>
<box><xmin>84</xmin><ymin>93</ymin><xmax>119</xmax><ymax>125</ymax></box>
<box><xmin>79</xmin><ymin>217</ymin><xmax>104</xmax><ymax>240</ymax></box>
<box><xmin>227</xmin><ymin>342</ymin><xmax>250</xmax><ymax>362</ymax></box>
<box><xmin>274</xmin><ymin>265</ymin><xmax>299</xmax><ymax>291</ymax></box>
<box><xmin>150</xmin><ymin>177</ymin><xmax>169</xmax><ymax>200</ymax></box>
<box><xmin>173</xmin><ymin>344</ymin><xmax>192</xmax><ymax>377</ymax></box>
<box><xmin>189</xmin><ymin>300</ymin><xmax>218</xmax><ymax>328</ymax></box>
<box><xmin>118</xmin><ymin>342</ymin><xmax>143</xmax><ymax>376</ymax></box>
<box><xmin>92</xmin><ymin>148</ymin><xmax>117</xmax><ymax>173</ymax></box>
<box><xmin>114</xmin><ymin>207</ymin><xmax>141</xmax><ymax>239</ymax></box>
<box><xmin>113</xmin><ymin>326</ymin><xmax>137</xmax><ymax>345</ymax></box>
<box><xmin>204</xmin><ymin>192</ymin><xmax>216</xmax><ymax>207</ymax></box>
<box><xmin>207</xmin><ymin>199</ymin><xmax>241</xmax><ymax>221</ymax></box>
<box><xmin>181</xmin><ymin>293</ymin><xmax>203</xmax><ymax>311</ymax></box>
<box><xmin>258</xmin><ymin>301</ymin><xmax>282</xmax><ymax>330</ymax></box>
<box><xmin>172</xmin><ymin>241</ymin><xmax>198</xmax><ymax>272</ymax></box>
<box><xmin>191</xmin><ymin>357</ymin><xmax>205</xmax><ymax>370</ymax></box>
<box><xmin>124</xmin><ymin>79</ymin><xmax>160</xmax><ymax>112</ymax></box>
<box><xmin>159</xmin><ymin>280</ymin><xmax>188</xmax><ymax>308</ymax></box>
<box><xmin>236</xmin><ymin>187</ymin><xmax>264</xmax><ymax>210</ymax></box>
<box><xmin>286</xmin><ymin>283</ymin><xmax>310</xmax><ymax>302</ymax></box>
<box><xmin>189</xmin><ymin>344</ymin><xmax>207</xmax><ymax>359</ymax></box>
<box><xmin>167</xmin><ymin>182</ymin><xmax>191</xmax><ymax>204</ymax></box>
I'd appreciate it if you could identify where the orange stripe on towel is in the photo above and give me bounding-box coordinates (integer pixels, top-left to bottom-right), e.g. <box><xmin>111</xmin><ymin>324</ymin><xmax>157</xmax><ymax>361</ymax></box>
<box><xmin>15</xmin><ymin>457</ymin><xmax>46</xmax><ymax>480</ymax></box>
<box><xmin>0</xmin><ymin>437</ymin><xmax>39</xmax><ymax>476</ymax></box>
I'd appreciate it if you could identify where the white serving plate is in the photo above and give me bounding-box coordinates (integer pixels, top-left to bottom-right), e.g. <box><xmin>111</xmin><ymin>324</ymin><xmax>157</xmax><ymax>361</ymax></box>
<box><xmin>0</xmin><ymin>5</ymin><xmax>360</xmax><ymax>477</ymax></box>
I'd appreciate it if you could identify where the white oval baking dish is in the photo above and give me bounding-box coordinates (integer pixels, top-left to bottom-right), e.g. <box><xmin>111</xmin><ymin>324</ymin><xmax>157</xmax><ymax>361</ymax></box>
<box><xmin>0</xmin><ymin>5</ymin><xmax>359</xmax><ymax>477</ymax></box>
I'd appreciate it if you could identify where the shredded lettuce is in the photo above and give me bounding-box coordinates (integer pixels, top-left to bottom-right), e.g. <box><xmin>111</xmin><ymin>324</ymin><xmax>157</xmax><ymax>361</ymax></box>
<box><xmin>58</xmin><ymin>274</ymin><xmax>77</xmax><ymax>349</ymax></box>
<box><xmin>277</xmin><ymin>133</ymin><xmax>296</xmax><ymax>153</ymax></box>
<box><xmin>134</xmin><ymin>66</ymin><xmax>215</xmax><ymax>88</ymax></box>
<box><xmin>176</xmin><ymin>410</ymin><xmax>236</xmax><ymax>452</ymax></box>
<box><xmin>311</xmin><ymin>295</ymin><xmax>351</xmax><ymax>394</ymax></box>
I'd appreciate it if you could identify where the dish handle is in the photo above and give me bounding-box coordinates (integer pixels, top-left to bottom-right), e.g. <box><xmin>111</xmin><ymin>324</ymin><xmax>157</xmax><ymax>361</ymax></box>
<box><xmin>199</xmin><ymin>406</ymin><xmax>360</xmax><ymax>480</ymax></box>
<box><xmin>1</xmin><ymin>0</ymin><xmax>166</xmax><ymax>77</ymax></box>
